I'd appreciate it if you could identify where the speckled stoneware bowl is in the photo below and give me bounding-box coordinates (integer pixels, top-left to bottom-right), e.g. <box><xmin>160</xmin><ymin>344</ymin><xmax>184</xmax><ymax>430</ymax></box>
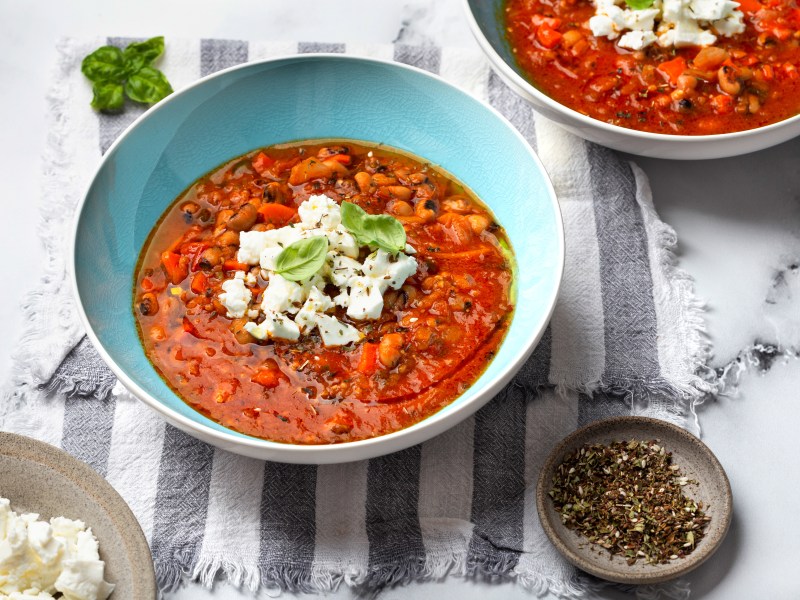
<box><xmin>72</xmin><ymin>54</ymin><xmax>564</xmax><ymax>464</ymax></box>
<box><xmin>0</xmin><ymin>433</ymin><xmax>156</xmax><ymax>599</ymax></box>
<box><xmin>463</xmin><ymin>0</ymin><xmax>800</xmax><ymax>159</ymax></box>
<box><xmin>536</xmin><ymin>416</ymin><xmax>732</xmax><ymax>585</ymax></box>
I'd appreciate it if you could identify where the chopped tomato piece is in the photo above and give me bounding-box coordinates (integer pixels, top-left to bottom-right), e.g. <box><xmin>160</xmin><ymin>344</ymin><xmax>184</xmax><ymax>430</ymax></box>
<box><xmin>736</xmin><ymin>0</ymin><xmax>761</xmax><ymax>12</ymax></box>
<box><xmin>657</xmin><ymin>57</ymin><xmax>687</xmax><ymax>85</ymax></box>
<box><xmin>326</xmin><ymin>154</ymin><xmax>352</xmax><ymax>165</ymax></box>
<box><xmin>357</xmin><ymin>343</ymin><xmax>379</xmax><ymax>376</ymax></box>
<box><xmin>710</xmin><ymin>94</ymin><xmax>734</xmax><ymax>114</ymax></box>
<box><xmin>257</xmin><ymin>203</ymin><xmax>297</xmax><ymax>226</ymax></box>
<box><xmin>252</xmin><ymin>368</ymin><xmax>281</xmax><ymax>388</ymax></box>
<box><xmin>222</xmin><ymin>259</ymin><xmax>250</xmax><ymax>271</ymax></box>
<box><xmin>532</xmin><ymin>14</ymin><xmax>561</xmax><ymax>28</ymax></box>
<box><xmin>161</xmin><ymin>251</ymin><xmax>189</xmax><ymax>284</ymax></box>
<box><xmin>251</xmin><ymin>151</ymin><xmax>274</xmax><ymax>175</ymax></box>
<box><xmin>190</xmin><ymin>272</ymin><xmax>209</xmax><ymax>295</ymax></box>
<box><xmin>182</xmin><ymin>316</ymin><xmax>203</xmax><ymax>338</ymax></box>
<box><xmin>141</xmin><ymin>277</ymin><xmax>155</xmax><ymax>292</ymax></box>
<box><xmin>536</xmin><ymin>23</ymin><xmax>562</xmax><ymax>49</ymax></box>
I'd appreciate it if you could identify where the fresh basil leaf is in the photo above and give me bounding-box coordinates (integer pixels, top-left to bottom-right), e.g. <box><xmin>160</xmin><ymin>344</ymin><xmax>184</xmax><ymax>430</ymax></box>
<box><xmin>362</xmin><ymin>215</ymin><xmax>407</xmax><ymax>253</ymax></box>
<box><xmin>624</xmin><ymin>0</ymin><xmax>655</xmax><ymax>9</ymax></box>
<box><xmin>91</xmin><ymin>81</ymin><xmax>125</xmax><ymax>113</ymax></box>
<box><xmin>81</xmin><ymin>46</ymin><xmax>126</xmax><ymax>83</ymax></box>
<box><xmin>274</xmin><ymin>236</ymin><xmax>329</xmax><ymax>281</ymax></box>
<box><xmin>340</xmin><ymin>201</ymin><xmax>407</xmax><ymax>254</ymax></box>
<box><xmin>124</xmin><ymin>66</ymin><xmax>174</xmax><ymax>104</ymax></box>
<box><xmin>123</xmin><ymin>36</ymin><xmax>165</xmax><ymax>75</ymax></box>
<box><xmin>340</xmin><ymin>201</ymin><xmax>368</xmax><ymax>236</ymax></box>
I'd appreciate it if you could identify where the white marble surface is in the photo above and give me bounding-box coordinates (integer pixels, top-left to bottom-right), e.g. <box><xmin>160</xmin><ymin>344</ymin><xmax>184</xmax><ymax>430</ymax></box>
<box><xmin>2</xmin><ymin>0</ymin><xmax>800</xmax><ymax>598</ymax></box>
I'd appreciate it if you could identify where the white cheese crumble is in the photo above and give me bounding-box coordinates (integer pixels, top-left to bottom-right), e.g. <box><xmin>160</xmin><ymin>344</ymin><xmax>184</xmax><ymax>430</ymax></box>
<box><xmin>218</xmin><ymin>194</ymin><xmax>418</xmax><ymax>347</ymax></box>
<box><xmin>0</xmin><ymin>498</ymin><xmax>114</xmax><ymax>600</ymax></box>
<box><xmin>589</xmin><ymin>0</ymin><xmax>745</xmax><ymax>50</ymax></box>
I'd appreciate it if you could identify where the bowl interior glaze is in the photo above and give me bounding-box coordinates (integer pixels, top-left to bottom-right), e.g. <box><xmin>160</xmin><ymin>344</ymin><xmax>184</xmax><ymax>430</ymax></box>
<box><xmin>74</xmin><ymin>55</ymin><xmax>563</xmax><ymax>462</ymax></box>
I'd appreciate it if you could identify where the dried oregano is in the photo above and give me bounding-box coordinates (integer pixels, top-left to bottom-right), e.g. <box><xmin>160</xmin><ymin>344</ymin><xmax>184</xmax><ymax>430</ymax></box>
<box><xmin>549</xmin><ymin>439</ymin><xmax>711</xmax><ymax>565</ymax></box>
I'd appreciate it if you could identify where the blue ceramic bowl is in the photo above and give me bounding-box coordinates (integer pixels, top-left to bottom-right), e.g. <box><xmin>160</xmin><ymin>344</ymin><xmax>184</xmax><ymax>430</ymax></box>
<box><xmin>72</xmin><ymin>55</ymin><xmax>563</xmax><ymax>463</ymax></box>
<box><xmin>464</xmin><ymin>0</ymin><xmax>800</xmax><ymax>159</ymax></box>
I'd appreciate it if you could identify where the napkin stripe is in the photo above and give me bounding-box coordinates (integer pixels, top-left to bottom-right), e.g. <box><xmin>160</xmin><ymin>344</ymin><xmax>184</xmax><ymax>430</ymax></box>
<box><xmin>299</xmin><ymin>42</ymin><xmax>346</xmax><ymax>53</ymax></box>
<box><xmin>587</xmin><ymin>144</ymin><xmax>661</xmax><ymax>385</ymax></box>
<box><xmin>394</xmin><ymin>43</ymin><xmax>441</xmax><ymax>73</ymax></box>
<box><xmin>488</xmin><ymin>71</ymin><xmax>538</xmax><ymax>152</ymax></box>
<box><xmin>365</xmin><ymin>447</ymin><xmax>426</xmax><ymax>586</ymax></box>
<box><xmin>150</xmin><ymin>426</ymin><xmax>215</xmax><ymax>590</ymax></box>
<box><xmin>61</xmin><ymin>396</ymin><xmax>116</xmax><ymax>476</ymax></box>
<box><xmin>200</xmin><ymin>39</ymin><xmax>249</xmax><ymax>76</ymax></box>
<box><xmin>260</xmin><ymin>463</ymin><xmax>318</xmax><ymax>590</ymax></box>
<box><xmin>466</xmin><ymin>384</ymin><xmax>527</xmax><ymax>577</ymax></box>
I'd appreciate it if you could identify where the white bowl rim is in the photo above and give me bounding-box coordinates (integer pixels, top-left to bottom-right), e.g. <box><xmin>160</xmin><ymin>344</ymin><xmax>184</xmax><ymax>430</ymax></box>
<box><xmin>70</xmin><ymin>52</ymin><xmax>565</xmax><ymax>463</ymax></box>
<box><xmin>462</xmin><ymin>0</ymin><xmax>800</xmax><ymax>142</ymax></box>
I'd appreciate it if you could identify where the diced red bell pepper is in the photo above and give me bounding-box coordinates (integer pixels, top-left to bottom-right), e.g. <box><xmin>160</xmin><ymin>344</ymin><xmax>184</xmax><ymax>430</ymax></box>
<box><xmin>657</xmin><ymin>57</ymin><xmax>687</xmax><ymax>85</ymax></box>
<box><xmin>161</xmin><ymin>251</ymin><xmax>189</xmax><ymax>284</ymax></box>
<box><xmin>357</xmin><ymin>343</ymin><xmax>379</xmax><ymax>376</ymax></box>
<box><xmin>536</xmin><ymin>23</ymin><xmax>563</xmax><ymax>49</ymax></box>
<box><xmin>257</xmin><ymin>203</ymin><xmax>297</xmax><ymax>226</ymax></box>
<box><xmin>190</xmin><ymin>272</ymin><xmax>209</xmax><ymax>295</ymax></box>
<box><xmin>251</xmin><ymin>151</ymin><xmax>275</xmax><ymax>175</ymax></box>
<box><xmin>222</xmin><ymin>259</ymin><xmax>250</xmax><ymax>272</ymax></box>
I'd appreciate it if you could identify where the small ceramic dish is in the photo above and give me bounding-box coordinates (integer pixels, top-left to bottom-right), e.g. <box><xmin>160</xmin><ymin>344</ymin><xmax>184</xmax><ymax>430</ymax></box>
<box><xmin>0</xmin><ymin>432</ymin><xmax>156</xmax><ymax>599</ymax></box>
<box><xmin>536</xmin><ymin>416</ymin><xmax>732</xmax><ymax>585</ymax></box>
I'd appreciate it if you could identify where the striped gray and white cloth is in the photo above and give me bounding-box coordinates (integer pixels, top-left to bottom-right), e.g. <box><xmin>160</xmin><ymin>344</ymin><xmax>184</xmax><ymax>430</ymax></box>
<box><xmin>2</xmin><ymin>38</ymin><xmax>715</xmax><ymax>599</ymax></box>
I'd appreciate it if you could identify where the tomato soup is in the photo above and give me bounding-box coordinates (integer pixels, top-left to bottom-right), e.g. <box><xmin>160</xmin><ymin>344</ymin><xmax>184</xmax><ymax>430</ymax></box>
<box><xmin>133</xmin><ymin>141</ymin><xmax>515</xmax><ymax>444</ymax></box>
<box><xmin>505</xmin><ymin>0</ymin><xmax>800</xmax><ymax>134</ymax></box>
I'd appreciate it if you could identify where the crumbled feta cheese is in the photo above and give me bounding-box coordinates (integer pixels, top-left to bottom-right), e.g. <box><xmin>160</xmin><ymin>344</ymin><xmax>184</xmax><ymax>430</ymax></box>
<box><xmin>590</xmin><ymin>0</ymin><xmax>744</xmax><ymax>49</ymax></box>
<box><xmin>315</xmin><ymin>314</ymin><xmax>362</xmax><ymax>346</ymax></box>
<box><xmin>0</xmin><ymin>498</ymin><xmax>114</xmax><ymax>600</ymax></box>
<box><xmin>261</xmin><ymin>274</ymin><xmax>306</xmax><ymax>314</ymax></box>
<box><xmin>298</xmin><ymin>194</ymin><xmax>342</xmax><ymax>230</ymax></box>
<box><xmin>244</xmin><ymin>312</ymin><xmax>301</xmax><ymax>341</ymax></box>
<box><xmin>220</xmin><ymin>194</ymin><xmax>417</xmax><ymax>348</ymax></box>
<box><xmin>219</xmin><ymin>278</ymin><xmax>252</xmax><ymax>318</ymax></box>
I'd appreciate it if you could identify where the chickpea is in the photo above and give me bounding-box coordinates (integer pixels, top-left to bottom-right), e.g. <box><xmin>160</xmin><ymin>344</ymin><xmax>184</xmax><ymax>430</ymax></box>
<box><xmin>676</xmin><ymin>74</ymin><xmax>698</xmax><ymax>92</ymax></box>
<box><xmin>216</xmin><ymin>230</ymin><xmax>240</xmax><ymax>247</ymax></box>
<box><xmin>390</xmin><ymin>200</ymin><xmax>414</xmax><ymax>216</ymax></box>
<box><xmin>230</xmin><ymin>318</ymin><xmax>256</xmax><ymax>344</ymax></box>
<box><xmin>385</xmin><ymin>185</ymin><xmax>414</xmax><ymax>201</ymax></box>
<box><xmin>464</xmin><ymin>214</ymin><xmax>490</xmax><ymax>235</ymax></box>
<box><xmin>354</xmin><ymin>171</ymin><xmax>372</xmax><ymax>193</ymax></box>
<box><xmin>441</xmin><ymin>195</ymin><xmax>473</xmax><ymax>214</ymax></box>
<box><xmin>378</xmin><ymin>333</ymin><xmax>404</xmax><ymax>368</ymax></box>
<box><xmin>215</xmin><ymin>209</ymin><xmax>234</xmax><ymax>228</ymax></box>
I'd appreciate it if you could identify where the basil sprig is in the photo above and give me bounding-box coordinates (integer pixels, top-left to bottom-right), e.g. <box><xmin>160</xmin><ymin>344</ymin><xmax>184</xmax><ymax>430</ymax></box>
<box><xmin>274</xmin><ymin>236</ymin><xmax>329</xmax><ymax>281</ymax></box>
<box><xmin>624</xmin><ymin>0</ymin><xmax>655</xmax><ymax>9</ymax></box>
<box><xmin>340</xmin><ymin>202</ymin><xmax>407</xmax><ymax>254</ymax></box>
<box><xmin>81</xmin><ymin>37</ymin><xmax>173</xmax><ymax>113</ymax></box>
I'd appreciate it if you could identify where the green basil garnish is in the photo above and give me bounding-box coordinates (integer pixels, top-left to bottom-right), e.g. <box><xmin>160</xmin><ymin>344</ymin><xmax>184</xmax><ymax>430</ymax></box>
<box><xmin>81</xmin><ymin>36</ymin><xmax>172</xmax><ymax>113</ymax></box>
<box><xmin>274</xmin><ymin>236</ymin><xmax>329</xmax><ymax>281</ymax></box>
<box><xmin>341</xmin><ymin>201</ymin><xmax>407</xmax><ymax>254</ymax></box>
<box><xmin>90</xmin><ymin>81</ymin><xmax>125</xmax><ymax>113</ymax></box>
<box><xmin>125</xmin><ymin>66</ymin><xmax>174</xmax><ymax>105</ymax></box>
<box><xmin>624</xmin><ymin>0</ymin><xmax>656</xmax><ymax>9</ymax></box>
<box><xmin>122</xmin><ymin>37</ymin><xmax>165</xmax><ymax>75</ymax></box>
